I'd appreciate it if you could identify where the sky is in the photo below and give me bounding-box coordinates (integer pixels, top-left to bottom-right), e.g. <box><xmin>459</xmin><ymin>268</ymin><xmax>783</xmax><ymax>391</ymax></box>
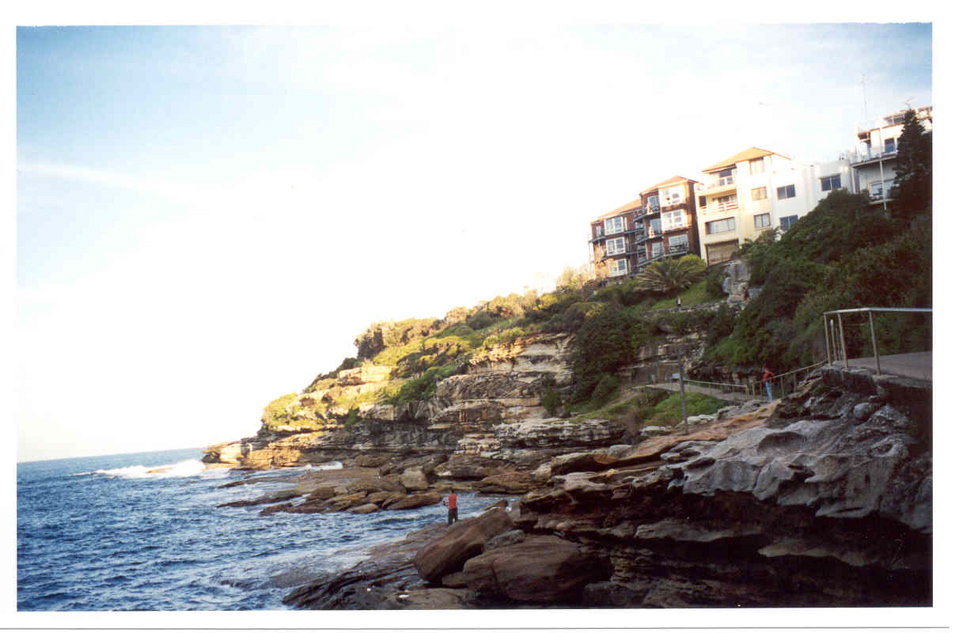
<box><xmin>11</xmin><ymin>16</ymin><xmax>937</xmax><ymax>462</ymax></box>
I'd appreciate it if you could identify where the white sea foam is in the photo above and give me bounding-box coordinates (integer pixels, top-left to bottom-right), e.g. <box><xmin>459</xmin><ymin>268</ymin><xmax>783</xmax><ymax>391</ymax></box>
<box><xmin>90</xmin><ymin>459</ymin><xmax>208</xmax><ymax>479</ymax></box>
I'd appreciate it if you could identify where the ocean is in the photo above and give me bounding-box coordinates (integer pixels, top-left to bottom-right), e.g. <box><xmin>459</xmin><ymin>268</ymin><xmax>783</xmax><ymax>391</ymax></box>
<box><xmin>16</xmin><ymin>447</ymin><xmax>497</xmax><ymax>611</ymax></box>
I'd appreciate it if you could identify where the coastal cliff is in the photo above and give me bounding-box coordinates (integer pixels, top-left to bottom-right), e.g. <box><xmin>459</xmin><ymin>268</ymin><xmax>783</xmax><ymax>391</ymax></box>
<box><xmin>204</xmin><ymin>318</ymin><xmax>931</xmax><ymax>608</ymax></box>
<box><xmin>281</xmin><ymin>366</ymin><xmax>931</xmax><ymax>609</ymax></box>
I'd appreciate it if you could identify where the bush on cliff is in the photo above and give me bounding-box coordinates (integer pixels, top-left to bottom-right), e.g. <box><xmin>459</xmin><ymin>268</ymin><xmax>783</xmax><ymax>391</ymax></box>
<box><xmin>570</xmin><ymin>305</ymin><xmax>648</xmax><ymax>401</ymax></box>
<box><xmin>262</xmin><ymin>393</ymin><xmax>300</xmax><ymax>430</ymax></box>
<box><xmin>707</xmin><ymin>179</ymin><xmax>930</xmax><ymax>371</ymax></box>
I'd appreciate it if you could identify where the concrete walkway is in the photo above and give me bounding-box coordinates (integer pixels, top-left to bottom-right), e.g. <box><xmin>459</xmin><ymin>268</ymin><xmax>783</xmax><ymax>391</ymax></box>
<box><xmin>837</xmin><ymin>351</ymin><xmax>932</xmax><ymax>382</ymax></box>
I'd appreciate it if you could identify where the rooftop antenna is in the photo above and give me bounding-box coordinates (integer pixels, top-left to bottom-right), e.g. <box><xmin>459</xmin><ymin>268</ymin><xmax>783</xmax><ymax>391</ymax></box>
<box><xmin>904</xmin><ymin>96</ymin><xmax>915</xmax><ymax>112</ymax></box>
<box><xmin>859</xmin><ymin>73</ymin><xmax>869</xmax><ymax>120</ymax></box>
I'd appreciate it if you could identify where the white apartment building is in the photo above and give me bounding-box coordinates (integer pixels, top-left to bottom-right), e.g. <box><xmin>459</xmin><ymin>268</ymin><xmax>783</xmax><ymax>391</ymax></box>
<box><xmin>696</xmin><ymin>147</ymin><xmax>852</xmax><ymax>265</ymax></box>
<box><xmin>842</xmin><ymin>106</ymin><xmax>932</xmax><ymax>210</ymax></box>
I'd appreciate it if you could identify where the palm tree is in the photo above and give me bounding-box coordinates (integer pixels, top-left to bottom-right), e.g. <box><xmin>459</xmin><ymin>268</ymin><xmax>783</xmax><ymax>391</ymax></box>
<box><xmin>636</xmin><ymin>255</ymin><xmax>706</xmax><ymax>295</ymax></box>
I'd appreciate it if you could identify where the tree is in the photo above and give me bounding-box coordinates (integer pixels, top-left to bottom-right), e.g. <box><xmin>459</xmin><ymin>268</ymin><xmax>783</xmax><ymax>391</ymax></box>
<box><xmin>636</xmin><ymin>255</ymin><xmax>706</xmax><ymax>295</ymax></box>
<box><xmin>891</xmin><ymin>109</ymin><xmax>933</xmax><ymax>222</ymax></box>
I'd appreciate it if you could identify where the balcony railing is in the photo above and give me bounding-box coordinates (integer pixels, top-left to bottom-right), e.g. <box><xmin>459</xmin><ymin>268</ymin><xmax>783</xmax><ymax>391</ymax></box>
<box><xmin>661</xmin><ymin>219</ymin><xmax>691</xmax><ymax>231</ymax></box>
<box><xmin>701</xmin><ymin>200</ymin><xmax>739</xmax><ymax>214</ymax></box>
<box><xmin>703</xmin><ymin>175</ymin><xmax>735</xmax><ymax>191</ymax></box>
<box><xmin>843</xmin><ymin>147</ymin><xmax>899</xmax><ymax>165</ymax></box>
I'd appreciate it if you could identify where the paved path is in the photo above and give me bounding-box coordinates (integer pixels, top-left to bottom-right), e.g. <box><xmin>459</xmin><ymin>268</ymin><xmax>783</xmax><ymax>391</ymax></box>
<box><xmin>837</xmin><ymin>351</ymin><xmax>932</xmax><ymax>382</ymax></box>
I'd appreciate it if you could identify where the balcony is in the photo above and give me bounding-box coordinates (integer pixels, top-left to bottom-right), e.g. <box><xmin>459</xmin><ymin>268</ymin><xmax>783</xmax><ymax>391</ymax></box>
<box><xmin>844</xmin><ymin>147</ymin><xmax>899</xmax><ymax>166</ymax></box>
<box><xmin>701</xmin><ymin>199</ymin><xmax>739</xmax><ymax>215</ymax></box>
<box><xmin>661</xmin><ymin>222</ymin><xmax>690</xmax><ymax>233</ymax></box>
<box><xmin>701</xmin><ymin>175</ymin><xmax>736</xmax><ymax>193</ymax></box>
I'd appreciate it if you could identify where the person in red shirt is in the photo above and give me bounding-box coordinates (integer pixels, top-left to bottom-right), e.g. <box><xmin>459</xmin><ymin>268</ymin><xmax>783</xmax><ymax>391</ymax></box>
<box><xmin>445</xmin><ymin>489</ymin><xmax>458</xmax><ymax>525</ymax></box>
<box><xmin>762</xmin><ymin>367</ymin><xmax>775</xmax><ymax>402</ymax></box>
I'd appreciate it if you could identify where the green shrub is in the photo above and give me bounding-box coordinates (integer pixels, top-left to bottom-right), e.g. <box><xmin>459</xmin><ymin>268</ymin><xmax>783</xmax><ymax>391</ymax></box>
<box><xmin>590</xmin><ymin>374</ymin><xmax>621</xmax><ymax>406</ymax></box>
<box><xmin>540</xmin><ymin>387</ymin><xmax>562</xmax><ymax>417</ymax></box>
<box><xmin>262</xmin><ymin>393</ymin><xmax>299</xmax><ymax>430</ymax></box>
<box><xmin>570</xmin><ymin>305</ymin><xmax>642</xmax><ymax>401</ymax></box>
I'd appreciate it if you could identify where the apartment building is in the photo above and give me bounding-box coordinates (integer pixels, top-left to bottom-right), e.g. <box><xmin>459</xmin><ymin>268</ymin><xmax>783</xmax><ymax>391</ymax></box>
<box><xmin>636</xmin><ymin>176</ymin><xmax>701</xmax><ymax>266</ymax></box>
<box><xmin>589</xmin><ymin>176</ymin><xmax>701</xmax><ymax>279</ymax></box>
<box><xmin>842</xmin><ymin>105</ymin><xmax>932</xmax><ymax>209</ymax></box>
<box><xmin>589</xmin><ymin>199</ymin><xmax>641</xmax><ymax>279</ymax></box>
<box><xmin>696</xmin><ymin>147</ymin><xmax>850</xmax><ymax>265</ymax></box>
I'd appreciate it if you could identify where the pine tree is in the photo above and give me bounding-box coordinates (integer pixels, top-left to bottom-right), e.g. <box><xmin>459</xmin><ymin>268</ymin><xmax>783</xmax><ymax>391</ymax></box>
<box><xmin>891</xmin><ymin>109</ymin><xmax>933</xmax><ymax>222</ymax></box>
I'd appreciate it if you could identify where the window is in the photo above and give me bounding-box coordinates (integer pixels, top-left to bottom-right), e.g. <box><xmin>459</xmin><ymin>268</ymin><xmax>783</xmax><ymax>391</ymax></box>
<box><xmin>754</xmin><ymin>213</ymin><xmax>771</xmax><ymax>229</ymax></box>
<box><xmin>607</xmin><ymin>258</ymin><xmax>628</xmax><ymax>277</ymax></box>
<box><xmin>660</xmin><ymin>185</ymin><xmax>684</xmax><ymax>207</ymax></box>
<box><xmin>649</xmin><ymin>218</ymin><xmax>661</xmax><ymax>235</ymax></box>
<box><xmin>884</xmin><ymin>138</ymin><xmax>897</xmax><ymax>154</ymax></box>
<box><xmin>605</xmin><ymin>237</ymin><xmax>626</xmax><ymax>256</ymax></box>
<box><xmin>776</xmin><ymin>184</ymin><xmax>796</xmax><ymax>200</ymax></box>
<box><xmin>649</xmin><ymin>241</ymin><xmax>664</xmax><ymax>258</ymax></box>
<box><xmin>604</xmin><ymin>216</ymin><xmax>625</xmax><ymax>235</ymax></box>
<box><xmin>820</xmin><ymin>174</ymin><xmax>842</xmax><ymax>191</ymax></box>
<box><xmin>668</xmin><ymin>234</ymin><xmax>689</xmax><ymax>253</ymax></box>
<box><xmin>779</xmin><ymin>215</ymin><xmax>798</xmax><ymax>231</ymax></box>
<box><xmin>706</xmin><ymin>218</ymin><xmax>736</xmax><ymax>234</ymax></box>
<box><xmin>751</xmin><ymin>187</ymin><xmax>768</xmax><ymax>201</ymax></box>
<box><xmin>662</xmin><ymin>209</ymin><xmax>687</xmax><ymax>230</ymax></box>
<box><xmin>646</xmin><ymin>195</ymin><xmax>660</xmax><ymax>212</ymax></box>
<box><xmin>749</xmin><ymin>158</ymin><xmax>765</xmax><ymax>175</ymax></box>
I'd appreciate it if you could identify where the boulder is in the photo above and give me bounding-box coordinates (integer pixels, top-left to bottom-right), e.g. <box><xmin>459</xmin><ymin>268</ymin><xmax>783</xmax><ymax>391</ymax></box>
<box><xmin>549</xmin><ymin>451</ymin><xmax>618</xmax><ymax>476</ymax></box>
<box><xmin>384</xmin><ymin>491</ymin><xmax>443</xmax><ymax>511</ymax></box>
<box><xmin>432</xmin><ymin>454</ymin><xmax>512</xmax><ymax>480</ymax></box>
<box><xmin>477</xmin><ymin>471</ymin><xmax>537</xmax><ymax>494</ymax></box>
<box><xmin>348</xmin><ymin>503</ymin><xmax>380</xmax><ymax>514</ymax></box>
<box><xmin>413</xmin><ymin>508</ymin><xmax>514</xmax><ymax>583</ymax></box>
<box><xmin>400</xmin><ymin>467</ymin><xmax>430</xmax><ymax>492</ymax></box>
<box><xmin>461</xmin><ymin>534</ymin><xmax>609</xmax><ymax>603</ymax></box>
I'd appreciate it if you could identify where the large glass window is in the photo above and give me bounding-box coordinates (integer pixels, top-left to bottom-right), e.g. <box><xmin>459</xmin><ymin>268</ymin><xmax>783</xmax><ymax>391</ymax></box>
<box><xmin>776</xmin><ymin>184</ymin><xmax>796</xmax><ymax>200</ymax></box>
<box><xmin>668</xmin><ymin>234</ymin><xmax>689</xmax><ymax>253</ymax></box>
<box><xmin>779</xmin><ymin>215</ymin><xmax>798</xmax><ymax>230</ymax></box>
<box><xmin>751</xmin><ymin>187</ymin><xmax>768</xmax><ymax>201</ymax></box>
<box><xmin>604</xmin><ymin>216</ymin><xmax>625</xmax><ymax>235</ymax></box>
<box><xmin>605</xmin><ymin>237</ymin><xmax>626</xmax><ymax>256</ymax></box>
<box><xmin>706</xmin><ymin>218</ymin><xmax>736</xmax><ymax>234</ymax></box>
<box><xmin>749</xmin><ymin>158</ymin><xmax>765</xmax><ymax>175</ymax></box>
<box><xmin>820</xmin><ymin>174</ymin><xmax>842</xmax><ymax>191</ymax></box>
<box><xmin>662</xmin><ymin>209</ymin><xmax>687</xmax><ymax>229</ymax></box>
<box><xmin>754</xmin><ymin>213</ymin><xmax>771</xmax><ymax>229</ymax></box>
<box><xmin>660</xmin><ymin>185</ymin><xmax>684</xmax><ymax>207</ymax></box>
<box><xmin>607</xmin><ymin>259</ymin><xmax>628</xmax><ymax>277</ymax></box>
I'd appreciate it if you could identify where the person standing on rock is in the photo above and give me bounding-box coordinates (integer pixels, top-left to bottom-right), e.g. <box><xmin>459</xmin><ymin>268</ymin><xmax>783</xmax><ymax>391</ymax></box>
<box><xmin>762</xmin><ymin>367</ymin><xmax>775</xmax><ymax>401</ymax></box>
<box><xmin>444</xmin><ymin>489</ymin><xmax>458</xmax><ymax>525</ymax></box>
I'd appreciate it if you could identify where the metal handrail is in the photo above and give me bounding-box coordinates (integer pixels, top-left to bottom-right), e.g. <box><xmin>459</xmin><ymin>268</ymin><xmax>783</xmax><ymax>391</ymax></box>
<box><xmin>823</xmin><ymin>307</ymin><xmax>932</xmax><ymax>375</ymax></box>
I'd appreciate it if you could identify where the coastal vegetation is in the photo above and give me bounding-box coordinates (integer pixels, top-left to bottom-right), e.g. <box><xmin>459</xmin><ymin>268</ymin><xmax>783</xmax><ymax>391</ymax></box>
<box><xmin>265</xmin><ymin>110</ymin><xmax>931</xmax><ymax>428</ymax></box>
<box><xmin>706</xmin><ymin>111</ymin><xmax>932</xmax><ymax>372</ymax></box>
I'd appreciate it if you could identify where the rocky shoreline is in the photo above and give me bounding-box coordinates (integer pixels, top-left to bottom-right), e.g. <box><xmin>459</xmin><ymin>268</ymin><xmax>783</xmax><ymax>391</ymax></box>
<box><xmin>206</xmin><ymin>361</ymin><xmax>932</xmax><ymax>609</ymax></box>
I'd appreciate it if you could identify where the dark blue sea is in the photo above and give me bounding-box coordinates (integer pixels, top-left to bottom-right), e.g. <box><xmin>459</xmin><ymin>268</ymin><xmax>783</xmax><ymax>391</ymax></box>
<box><xmin>17</xmin><ymin>447</ymin><xmax>498</xmax><ymax>611</ymax></box>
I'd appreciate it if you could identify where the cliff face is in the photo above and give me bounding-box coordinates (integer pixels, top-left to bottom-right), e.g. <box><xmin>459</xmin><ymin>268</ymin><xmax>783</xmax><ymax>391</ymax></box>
<box><xmin>203</xmin><ymin>321</ymin><xmax>932</xmax><ymax>609</ymax></box>
<box><xmin>203</xmin><ymin>333</ymin><xmax>585</xmax><ymax>470</ymax></box>
<box><xmin>511</xmin><ymin>368</ymin><xmax>932</xmax><ymax>607</ymax></box>
<box><xmin>278</xmin><ymin>366</ymin><xmax>931</xmax><ymax>609</ymax></box>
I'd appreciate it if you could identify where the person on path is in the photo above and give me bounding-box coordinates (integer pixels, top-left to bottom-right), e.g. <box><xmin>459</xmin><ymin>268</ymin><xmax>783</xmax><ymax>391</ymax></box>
<box><xmin>445</xmin><ymin>489</ymin><xmax>458</xmax><ymax>525</ymax></box>
<box><xmin>762</xmin><ymin>367</ymin><xmax>775</xmax><ymax>402</ymax></box>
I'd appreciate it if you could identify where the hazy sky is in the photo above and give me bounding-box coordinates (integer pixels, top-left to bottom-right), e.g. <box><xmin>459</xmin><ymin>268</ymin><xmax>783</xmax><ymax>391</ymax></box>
<box><xmin>14</xmin><ymin>20</ymin><xmax>934</xmax><ymax>461</ymax></box>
